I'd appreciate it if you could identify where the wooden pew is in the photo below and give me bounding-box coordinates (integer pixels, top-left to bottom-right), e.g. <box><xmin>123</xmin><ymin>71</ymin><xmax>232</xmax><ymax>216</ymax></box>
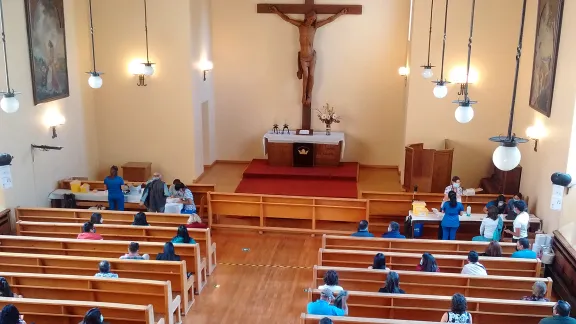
<box><xmin>0</xmin><ymin>272</ymin><xmax>180</xmax><ymax>324</ymax></box>
<box><xmin>318</xmin><ymin>249</ymin><xmax>542</xmax><ymax>277</ymax></box>
<box><xmin>0</xmin><ymin>235</ymin><xmax>207</xmax><ymax>294</ymax></box>
<box><xmin>308</xmin><ymin>290</ymin><xmax>554</xmax><ymax>324</ymax></box>
<box><xmin>58</xmin><ymin>179</ymin><xmax>215</xmax><ymax>215</ymax></box>
<box><xmin>0</xmin><ymin>208</ymin><xmax>10</xmax><ymax>234</ymax></box>
<box><xmin>208</xmin><ymin>192</ymin><xmax>368</xmax><ymax>235</ymax></box>
<box><xmin>16</xmin><ymin>220</ymin><xmax>217</xmax><ymax>274</ymax></box>
<box><xmin>300</xmin><ymin>314</ymin><xmax>441</xmax><ymax>324</ymax></box>
<box><xmin>0</xmin><ymin>297</ymin><xmax>163</xmax><ymax>324</ymax></box>
<box><xmin>0</xmin><ymin>252</ymin><xmax>195</xmax><ymax>315</ymax></box>
<box><xmin>312</xmin><ymin>266</ymin><xmax>553</xmax><ymax>300</ymax></box>
<box><xmin>322</xmin><ymin>235</ymin><xmax>518</xmax><ymax>257</ymax></box>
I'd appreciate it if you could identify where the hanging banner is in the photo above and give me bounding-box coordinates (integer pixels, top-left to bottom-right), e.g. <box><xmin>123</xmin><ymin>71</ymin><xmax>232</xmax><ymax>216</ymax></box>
<box><xmin>0</xmin><ymin>165</ymin><xmax>12</xmax><ymax>189</ymax></box>
<box><xmin>550</xmin><ymin>184</ymin><xmax>563</xmax><ymax>211</ymax></box>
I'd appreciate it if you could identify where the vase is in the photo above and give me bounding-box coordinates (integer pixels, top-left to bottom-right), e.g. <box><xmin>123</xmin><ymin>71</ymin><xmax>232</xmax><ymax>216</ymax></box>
<box><xmin>326</xmin><ymin>124</ymin><xmax>331</xmax><ymax>135</ymax></box>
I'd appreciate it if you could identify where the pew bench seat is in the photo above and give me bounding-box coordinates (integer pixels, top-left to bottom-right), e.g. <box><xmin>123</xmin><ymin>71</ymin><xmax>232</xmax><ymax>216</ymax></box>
<box><xmin>301</xmin><ymin>314</ymin><xmax>441</xmax><ymax>324</ymax></box>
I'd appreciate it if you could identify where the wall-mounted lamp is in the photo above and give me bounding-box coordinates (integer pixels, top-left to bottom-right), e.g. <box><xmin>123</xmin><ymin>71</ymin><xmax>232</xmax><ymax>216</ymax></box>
<box><xmin>449</xmin><ymin>66</ymin><xmax>479</xmax><ymax>96</ymax></box>
<box><xmin>200</xmin><ymin>61</ymin><xmax>213</xmax><ymax>81</ymax></box>
<box><xmin>526</xmin><ymin>124</ymin><xmax>546</xmax><ymax>152</ymax></box>
<box><xmin>398</xmin><ymin>66</ymin><xmax>408</xmax><ymax>85</ymax></box>
<box><xmin>44</xmin><ymin>111</ymin><xmax>65</xmax><ymax>139</ymax></box>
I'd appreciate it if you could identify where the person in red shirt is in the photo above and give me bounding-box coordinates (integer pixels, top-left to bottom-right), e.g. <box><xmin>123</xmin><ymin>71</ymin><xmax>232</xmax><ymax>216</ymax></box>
<box><xmin>185</xmin><ymin>214</ymin><xmax>208</xmax><ymax>229</ymax></box>
<box><xmin>77</xmin><ymin>222</ymin><xmax>103</xmax><ymax>240</ymax></box>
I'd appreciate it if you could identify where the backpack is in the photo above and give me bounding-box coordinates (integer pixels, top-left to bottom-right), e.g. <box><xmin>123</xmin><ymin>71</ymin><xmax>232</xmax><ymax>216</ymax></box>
<box><xmin>63</xmin><ymin>193</ymin><xmax>77</xmax><ymax>208</ymax></box>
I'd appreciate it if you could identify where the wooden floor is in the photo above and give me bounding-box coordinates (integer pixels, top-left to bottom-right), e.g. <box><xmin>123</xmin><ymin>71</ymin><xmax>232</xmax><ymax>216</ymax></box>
<box><xmin>196</xmin><ymin>161</ymin><xmax>402</xmax><ymax>194</ymax></box>
<box><xmin>185</xmin><ymin>231</ymin><xmax>321</xmax><ymax>324</ymax></box>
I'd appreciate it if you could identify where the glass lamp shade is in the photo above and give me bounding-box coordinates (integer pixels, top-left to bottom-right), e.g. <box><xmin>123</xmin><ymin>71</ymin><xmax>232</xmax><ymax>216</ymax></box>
<box><xmin>455</xmin><ymin>104</ymin><xmax>474</xmax><ymax>123</ymax></box>
<box><xmin>398</xmin><ymin>67</ymin><xmax>408</xmax><ymax>76</ymax></box>
<box><xmin>1</xmin><ymin>95</ymin><xmax>19</xmax><ymax>113</ymax></box>
<box><xmin>492</xmin><ymin>145</ymin><xmax>521</xmax><ymax>171</ymax></box>
<box><xmin>88</xmin><ymin>74</ymin><xmax>103</xmax><ymax>89</ymax></box>
<box><xmin>433</xmin><ymin>84</ymin><xmax>448</xmax><ymax>98</ymax></box>
<box><xmin>422</xmin><ymin>68</ymin><xmax>433</xmax><ymax>79</ymax></box>
<box><xmin>142</xmin><ymin>64</ymin><xmax>155</xmax><ymax>76</ymax></box>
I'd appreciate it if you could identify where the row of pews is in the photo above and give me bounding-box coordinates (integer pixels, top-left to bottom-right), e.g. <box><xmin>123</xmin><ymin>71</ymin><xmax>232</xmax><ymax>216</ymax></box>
<box><xmin>300</xmin><ymin>235</ymin><xmax>554</xmax><ymax>324</ymax></box>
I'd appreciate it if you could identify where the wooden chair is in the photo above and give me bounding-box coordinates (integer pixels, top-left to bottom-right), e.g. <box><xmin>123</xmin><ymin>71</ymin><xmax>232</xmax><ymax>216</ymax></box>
<box><xmin>322</xmin><ymin>235</ymin><xmax>518</xmax><ymax>257</ymax></box>
<box><xmin>308</xmin><ymin>290</ymin><xmax>554</xmax><ymax>324</ymax></box>
<box><xmin>208</xmin><ymin>192</ymin><xmax>368</xmax><ymax>235</ymax></box>
<box><xmin>0</xmin><ymin>272</ymin><xmax>180</xmax><ymax>324</ymax></box>
<box><xmin>318</xmin><ymin>249</ymin><xmax>542</xmax><ymax>277</ymax></box>
<box><xmin>300</xmin><ymin>314</ymin><xmax>441</xmax><ymax>324</ymax></box>
<box><xmin>0</xmin><ymin>252</ymin><xmax>195</xmax><ymax>315</ymax></box>
<box><xmin>312</xmin><ymin>266</ymin><xmax>553</xmax><ymax>300</ymax></box>
<box><xmin>16</xmin><ymin>220</ymin><xmax>217</xmax><ymax>274</ymax></box>
<box><xmin>0</xmin><ymin>235</ymin><xmax>207</xmax><ymax>295</ymax></box>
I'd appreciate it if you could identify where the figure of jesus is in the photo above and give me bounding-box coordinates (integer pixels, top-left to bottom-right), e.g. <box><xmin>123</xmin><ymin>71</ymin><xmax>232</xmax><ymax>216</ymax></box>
<box><xmin>270</xmin><ymin>6</ymin><xmax>347</xmax><ymax>106</ymax></box>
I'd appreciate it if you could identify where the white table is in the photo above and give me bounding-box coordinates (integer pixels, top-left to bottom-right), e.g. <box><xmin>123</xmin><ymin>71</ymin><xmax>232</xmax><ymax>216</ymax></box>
<box><xmin>48</xmin><ymin>189</ymin><xmax>143</xmax><ymax>204</ymax></box>
<box><xmin>263</xmin><ymin>131</ymin><xmax>345</xmax><ymax>160</ymax></box>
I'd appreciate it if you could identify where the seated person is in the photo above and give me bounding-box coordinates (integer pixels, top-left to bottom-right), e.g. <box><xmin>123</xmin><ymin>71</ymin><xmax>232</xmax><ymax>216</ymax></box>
<box><xmin>81</xmin><ymin>308</ymin><xmax>105</xmax><ymax>324</ymax></box>
<box><xmin>174</xmin><ymin>183</ymin><xmax>197</xmax><ymax>215</ymax></box>
<box><xmin>538</xmin><ymin>301</ymin><xmax>576</xmax><ymax>324</ymax></box>
<box><xmin>483</xmin><ymin>194</ymin><xmax>508</xmax><ymax>214</ymax></box>
<box><xmin>120</xmin><ymin>242</ymin><xmax>150</xmax><ymax>260</ymax></box>
<box><xmin>472</xmin><ymin>206</ymin><xmax>502</xmax><ymax>242</ymax></box>
<box><xmin>351</xmin><ymin>220</ymin><xmax>374</xmax><ymax>237</ymax></box>
<box><xmin>461</xmin><ymin>251</ymin><xmax>487</xmax><ymax>276</ymax></box>
<box><xmin>169</xmin><ymin>179</ymin><xmax>183</xmax><ymax>197</ymax></box>
<box><xmin>156</xmin><ymin>242</ymin><xmax>181</xmax><ymax>261</ymax></box>
<box><xmin>171</xmin><ymin>225</ymin><xmax>196</xmax><ymax>244</ymax></box>
<box><xmin>132</xmin><ymin>212</ymin><xmax>150</xmax><ymax>226</ymax></box>
<box><xmin>0</xmin><ymin>277</ymin><xmax>22</xmax><ymax>298</ymax></box>
<box><xmin>482</xmin><ymin>241</ymin><xmax>503</xmax><ymax>257</ymax></box>
<box><xmin>94</xmin><ymin>260</ymin><xmax>118</xmax><ymax>278</ymax></box>
<box><xmin>90</xmin><ymin>212</ymin><xmax>103</xmax><ymax>225</ymax></box>
<box><xmin>369</xmin><ymin>253</ymin><xmax>390</xmax><ymax>270</ymax></box>
<box><xmin>0</xmin><ymin>304</ymin><xmax>26</xmax><ymax>324</ymax></box>
<box><xmin>378</xmin><ymin>271</ymin><xmax>405</xmax><ymax>294</ymax></box>
<box><xmin>319</xmin><ymin>318</ymin><xmax>333</xmax><ymax>324</ymax></box>
<box><xmin>381</xmin><ymin>221</ymin><xmax>406</xmax><ymax>239</ymax></box>
<box><xmin>511</xmin><ymin>237</ymin><xmax>537</xmax><ymax>259</ymax></box>
<box><xmin>522</xmin><ymin>282</ymin><xmax>550</xmax><ymax>302</ymax></box>
<box><xmin>416</xmin><ymin>252</ymin><xmax>440</xmax><ymax>272</ymax></box>
<box><xmin>185</xmin><ymin>214</ymin><xmax>208</xmax><ymax>229</ymax></box>
<box><xmin>318</xmin><ymin>270</ymin><xmax>343</xmax><ymax>292</ymax></box>
<box><xmin>440</xmin><ymin>293</ymin><xmax>472</xmax><ymax>323</ymax></box>
<box><xmin>77</xmin><ymin>222</ymin><xmax>103</xmax><ymax>240</ymax></box>
<box><xmin>307</xmin><ymin>288</ymin><xmax>348</xmax><ymax>316</ymax></box>
<box><xmin>506</xmin><ymin>192</ymin><xmax>527</xmax><ymax>220</ymax></box>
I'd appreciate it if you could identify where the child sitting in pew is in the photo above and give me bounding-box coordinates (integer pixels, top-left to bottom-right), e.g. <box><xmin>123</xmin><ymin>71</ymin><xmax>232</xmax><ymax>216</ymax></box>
<box><xmin>94</xmin><ymin>260</ymin><xmax>118</xmax><ymax>278</ymax></box>
<box><xmin>318</xmin><ymin>270</ymin><xmax>343</xmax><ymax>293</ymax></box>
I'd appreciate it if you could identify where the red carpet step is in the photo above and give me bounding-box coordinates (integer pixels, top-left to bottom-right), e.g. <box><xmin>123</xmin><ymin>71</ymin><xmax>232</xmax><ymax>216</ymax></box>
<box><xmin>242</xmin><ymin>159</ymin><xmax>359</xmax><ymax>181</ymax></box>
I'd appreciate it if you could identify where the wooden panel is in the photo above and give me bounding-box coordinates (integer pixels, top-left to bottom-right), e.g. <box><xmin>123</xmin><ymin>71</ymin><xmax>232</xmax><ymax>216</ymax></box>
<box><xmin>314</xmin><ymin>142</ymin><xmax>341</xmax><ymax>166</ymax></box>
<box><xmin>256</xmin><ymin>3</ymin><xmax>363</xmax><ymax>15</ymax></box>
<box><xmin>550</xmin><ymin>230</ymin><xmax>576</xmax><ymax>307</ymax></box>
<box><xmin>432</xmin><ymin>150</ymin><xmax>453</xmax><ymax>193</ymax></box>
<box><xmin>0</xmin><ymin>209</ymin><xmax>11</xmax><ymax>235</ymax></box>
<box><xmin>266</xmin><ymin>141</ymin><xmax>293</xmax><ymax>166</ymax></box>
<box><xmin>301</xmin><ymin>314</ymin><xmax>440</xmax><ymax>324</ymax></box>
<box><xmin>122</xmin><ymin>162</ymin><xmax>152</xmax><ymax>182</ymax></box>
<box><xmin>403</xmin><ymin>147</ymin><xmax>414</xmax><ymax>191</ymax></box>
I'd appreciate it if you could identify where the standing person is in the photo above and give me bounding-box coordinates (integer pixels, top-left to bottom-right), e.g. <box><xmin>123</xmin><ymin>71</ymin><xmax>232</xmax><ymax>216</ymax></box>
<box><xmin>511</xmin><ymin>238</ymin><xmax>537</xmax><ymax>259</ymax></box>
<box><xmin>538</xmin><ymin>301</ymin><xmax>576</xmax><ymax>324</ymax></box>
<box><xmin>506</xmin><ymin>193</ymin><xmax>527</xmax><ymax>220</ymax></box>
<box><xmin>378</xmin><ymin>271</ymin><xmax>405</xmax><ymax>294</ymax></box>
<box><xmin>443</xmin><ymin>176</ymin><xmax>483</xmax><ymax>203</ymax></box>
<box><xmin>440</xmin><ymin>293</ymin><xmax>473</xmax><ymax>323</ymax></box>
<box><xmin>171</xmin><ymin>225</ymin><xmax>196</xmax><ymax>244</ymax></box>
<box><xmin>439</xmin><ymin>191</ymin><xmax>464</xmax><ymax>240</ymax></box>
<box><xmin>461</xmin><ymin>251</ymin><xmax>487</xmax><ymax>276</ymax></box>
<box><xmin>351</xmin><ymin>220</ymin><xmax>374</xmax><ymax>237</ymax></box>
<box><xmin>77</xmin><ymin>222</ymin><xmax>103</xmax><ymax>240</ymax></box>
<box><xmin>307</xmin><ymin>288</ymin><xmax>348</xmax><ymax>316</ymax></box>
<box><xmin>483</xmin><ymin>194</ymin><xmax>508</xmax><ymax>214</ymax></box>
<box><xmin>174</xmin><ymin>183</ymin><xmax>197</xmax><ymax>215</ymax></box>
<box><xmin>381</xmin><ymin>221</ymin><xmax>406</xmax><ymax>239</ymax></box>
<box><xmin>169</xmin><ymin>179</ymin><xmax>183</xmax><ymax>197</ymax></box>
<box><xmin>104</xmin><ymin>166</ymin><xmax>125</xmax><ymax>211</ymax></box>
<box><xmin>416</xmin><ymin>253</ymin><xmax>440</xmax><ymax>272</ymax></box>
<box><xmin>140</xmin><ymin>173</ymin><xmax>170</xmax><ymax>213</ymax></box>
<box><xmin>504</xmin><ymin>200</ymin><xmax>529</xmax><ymax>242</ymax></box>
<box><xmin>473</xmin><ymin>206</ymin><xmax>502</xmax><ymax>242</ymax></box>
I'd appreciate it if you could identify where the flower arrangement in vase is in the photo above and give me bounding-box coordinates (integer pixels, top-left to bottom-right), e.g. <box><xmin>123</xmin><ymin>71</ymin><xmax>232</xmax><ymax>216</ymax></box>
<box><xmin>316</xmin><ymin>103</ymin><xmax>341</xmax><ymax>135</ymax></box>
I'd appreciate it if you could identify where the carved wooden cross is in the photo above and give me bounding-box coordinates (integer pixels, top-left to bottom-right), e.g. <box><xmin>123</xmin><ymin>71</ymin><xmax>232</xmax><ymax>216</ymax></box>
<box><xmin>257</xmin><ymin>0</ymin><xmax>362</xmax><ymax>130</ymax></box>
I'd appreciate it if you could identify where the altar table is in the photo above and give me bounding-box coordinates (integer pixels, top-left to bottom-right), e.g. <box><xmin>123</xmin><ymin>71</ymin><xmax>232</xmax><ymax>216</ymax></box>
<box><xmin>263</xmin><ymin>131</ymin><xmax>345</xmax><ymax>167</ymax></box>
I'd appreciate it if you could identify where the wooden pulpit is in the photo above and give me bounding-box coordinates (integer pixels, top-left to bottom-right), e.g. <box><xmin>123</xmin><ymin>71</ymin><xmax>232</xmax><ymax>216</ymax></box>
<box><xmin>403</xmin><ymin>143</ymin><xmax>453</xmax><ymax>193</ymax></box>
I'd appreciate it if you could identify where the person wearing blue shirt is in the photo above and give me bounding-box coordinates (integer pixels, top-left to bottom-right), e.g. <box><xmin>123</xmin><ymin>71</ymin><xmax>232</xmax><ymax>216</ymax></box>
<box><xmin>382</xmin><ymin>221</ymin><xmax>406</xmax><ymax>239</ymax></box>
<box><xmin>307</xmin><ymin>288</ymin><xmax>348</xmax><ymax>316</ymax></box>
<box><xmin>483</xmin><ymin>194</ymin><xmax>508</xmax><ymax>214</ymax></box>
<box><xmin>511</xmin><ymin>237</ymin><xmax>537</xmax><ymax>259</ymax></box>
<box><xmin>506</xmin><ymin>192</ymin><xmax>527</xmax><ymax>220</ymax></box>
<box><xmin>351</xmin><ymin>220</ymin><xmax>374</xmax><ymax>237</ymax></box>
<box><xmin>103</xmin><ymin>166</ymin><xmax>125</xmax><ymax>211</ymax></box>
<box><xmin>440</xmin><ymin>191</ymin><xmax>464</xmax><ymax>240</ymax></box>
<box><xmin>538</xmin><ymin>300</ymin><xmax>576</xmax><ymax>324</ymax></box>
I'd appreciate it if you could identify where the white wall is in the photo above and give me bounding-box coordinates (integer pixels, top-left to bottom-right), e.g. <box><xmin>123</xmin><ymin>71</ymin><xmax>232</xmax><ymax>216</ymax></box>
<box><xmin>212</xmin><ymin>0</ymin><xmax>411</xmax><ymax>165</ymax></box>
<box><xmin>0</xmin><ymin>0</ymin><xmax>98</xmax><ymax>211</ymax></box>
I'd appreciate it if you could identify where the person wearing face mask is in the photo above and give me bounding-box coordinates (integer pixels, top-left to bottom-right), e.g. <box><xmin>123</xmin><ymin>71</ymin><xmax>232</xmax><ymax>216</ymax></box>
<box><xmin>381</xmin><ymin>221</ymin><xmax>406</xmax><ymax>239</ymax></box>
<box><xmin>506</xmin><ymin>193</ymin><xmax>527</xmax><ymax>220</ymax></box>
<box><xmin>443</xmin><ymin>176</ymin><xmax>483</xmax><ymax>203</ymax></box>
<box><xmin>483</xmin><ymin>194</ymin><xmax>507</xmax><ymax>214</ymax></box>
<box><xmin>140</xmin><ymin>172</ymin><xmax>170</xmax><ymax>213</ymax></box>
<box><xmin>504</xmin><ymin>200</ymin><xmax>529</xmax><ymax>243</ymax></box>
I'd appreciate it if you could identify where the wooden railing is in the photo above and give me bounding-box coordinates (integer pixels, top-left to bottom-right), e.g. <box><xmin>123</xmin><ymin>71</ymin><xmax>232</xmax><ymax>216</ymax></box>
<box><xmin>549</xmin><ymin>230</ymin><xmax>576</xmax><ymax>307</ymax></box>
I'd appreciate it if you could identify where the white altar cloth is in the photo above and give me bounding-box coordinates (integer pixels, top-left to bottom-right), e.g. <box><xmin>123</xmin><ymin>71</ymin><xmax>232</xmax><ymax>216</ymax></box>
<box><xmin>262</xmin><ymin>131</ymin><xmax>345</xmax><ymax>159</ymax></box>
<box><xmin>48</xmin><ymin>189</ymin><xmax>143</xmax><ymax>204</ymax></box>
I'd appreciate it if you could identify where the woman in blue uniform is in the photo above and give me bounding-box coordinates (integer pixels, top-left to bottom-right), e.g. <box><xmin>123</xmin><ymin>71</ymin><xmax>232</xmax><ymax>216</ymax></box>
<box><xmin>440</xmin><ymin>191</ymin><xmax>464</xmax><ymax>240</ymax></box>
<box><xmin>104</xmin><ymin>165</ymin><xmax>125</xmax><ymax>211</ymax></box>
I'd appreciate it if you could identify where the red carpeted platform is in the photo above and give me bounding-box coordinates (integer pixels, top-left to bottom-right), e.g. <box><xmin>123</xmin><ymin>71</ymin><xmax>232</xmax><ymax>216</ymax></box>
<box><xmin>235</xmin><ymin>159</ymin><xmax>359</xmax><ymax>198</ymax></box>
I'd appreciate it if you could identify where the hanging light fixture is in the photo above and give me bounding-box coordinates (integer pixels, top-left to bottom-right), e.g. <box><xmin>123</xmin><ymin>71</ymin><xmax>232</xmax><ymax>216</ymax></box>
<box><xmin>421</xmin><ymin>0</ymin><xmax>435</xmax><ymax>79</ymax></box>
<box><xmin>136</xmin><ymin>0</ymin><xmax>154</xmax><ymax>86</ymax></box>
<box><xmin>453</xmin><ymin>0</ymin><xmax>477</xmax><ymax>124</ymax></box>
<box><xmin>489</xmin><ymin>0</ymin><xmax>529</xmax><ymax>171</ymax></box>
<box><xmin>0</xmin><ymin>0</ymin><xmax>19</xmax><ymax>113</ymax></box>
<box><xmin>86</xmin><ymin>0</ymin><xmax>103</xmax><ymax>89</ymax></box>
<box><xmin>432</xmin><ymin>0</ymin><xmax>450</xmax><ymax>99</ymax></box>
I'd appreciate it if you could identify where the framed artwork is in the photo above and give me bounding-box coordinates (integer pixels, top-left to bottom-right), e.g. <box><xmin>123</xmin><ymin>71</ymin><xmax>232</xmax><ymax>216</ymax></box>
<box><xmin>24</xmin><ymin>0</ymin><xmax>69</xmax><ymax>105</ymax></box>
<box><xmin>529</xmin><ymin>0</ymin><xmax>564</xmax><ymax>117</ymax></box>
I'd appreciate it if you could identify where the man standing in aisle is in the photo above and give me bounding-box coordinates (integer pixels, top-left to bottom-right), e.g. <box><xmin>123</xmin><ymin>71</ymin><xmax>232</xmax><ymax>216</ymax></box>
<box><xmin>140</xmin><ymin>172</ymin><xmax>170</xmax><ymax>212</ymax></box>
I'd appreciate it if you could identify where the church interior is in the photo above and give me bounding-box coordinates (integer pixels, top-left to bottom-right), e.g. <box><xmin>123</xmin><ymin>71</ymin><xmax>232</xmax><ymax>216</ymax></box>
<box><xmin>0</xmin><ymin>0</ymin><xmax>576</xmax><ymax>323</ymax></box>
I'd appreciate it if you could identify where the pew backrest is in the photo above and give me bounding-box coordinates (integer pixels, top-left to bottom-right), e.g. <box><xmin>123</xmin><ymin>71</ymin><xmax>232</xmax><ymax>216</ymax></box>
<box><xmin>0</xmin><ymin>296</ymin><xmax>163</xmax><ymax>324</ymax></box>
<box><xmin>312</xmin><ymin>266</ymin><xmax>552</xmax><ymax>300</ymax></box>
<box><xmin>322</xmin><ymin>235</ymin><xmax>518</xmax><ymax>257</ymax></box>
<box><xmin>300</xmin><ymin>314</ymin><xmax>442</xmax><ymax>324</ymax></box>
<box><xmin>318</xmin><ymin>249</ymin><xmax>542</xmax><ymax>277</ymax></box>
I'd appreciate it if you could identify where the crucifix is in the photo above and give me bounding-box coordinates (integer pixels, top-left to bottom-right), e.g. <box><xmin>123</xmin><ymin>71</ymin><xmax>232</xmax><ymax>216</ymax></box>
<box><xmin>257</xmin><ymin>0</ymin><xmax>362</xmax><ymax>130</ymax></box>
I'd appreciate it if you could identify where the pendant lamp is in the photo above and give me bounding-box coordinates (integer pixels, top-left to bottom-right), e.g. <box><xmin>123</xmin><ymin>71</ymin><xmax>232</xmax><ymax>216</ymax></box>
<box><xmin>86</xmin><ymin>0</ymin><xmax>103</xmax><ymax>89</ymax></box>
<box><xmin>489</xmin><ymin>0</ymin><xmax>529</xmax><ymax>171</ymax></box>
<box><xmin>432</xmin><ymin>0</ymin><xmax>450</xmax><ymax>98</ymax></box>
<box><xmin>137</xmin><ymin>0</ymin><xmax>155</xmax><ymax>86</ymax></box>
<box><xmin>0</xmin><ymin>0</ymin><xmax>19</xmax><ymax>113</ymax></box>
<box><xmin>453</xmin><ymin>0</ymin><xmax>477</xmax><ymax>124</ymax></box>
<box><xmin>421</xmin><ymin>0</ymin><xmax>435</xmax><ymax>79</ymax></box>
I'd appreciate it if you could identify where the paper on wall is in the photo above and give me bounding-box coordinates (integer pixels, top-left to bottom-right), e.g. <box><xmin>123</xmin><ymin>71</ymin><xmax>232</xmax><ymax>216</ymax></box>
<box><xmin>550</xmin><ymin>184</ymin><xmax>564</xmax><ymax>211</ymax></box>
<box><xmin>0</xmin><ymin>165</ymin><xmax>12</xmax><ymax>189</ymax></box>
